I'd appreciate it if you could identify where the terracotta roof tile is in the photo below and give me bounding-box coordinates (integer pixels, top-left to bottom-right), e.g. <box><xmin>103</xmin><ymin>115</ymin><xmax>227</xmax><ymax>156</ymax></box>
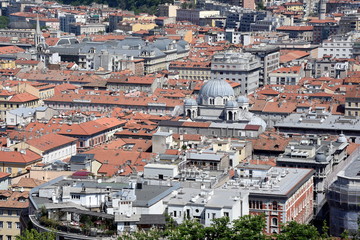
<box><xmin>26</xmin><ymin>133</ymin><xmax>77</xmax><ymax>152</ymax></box>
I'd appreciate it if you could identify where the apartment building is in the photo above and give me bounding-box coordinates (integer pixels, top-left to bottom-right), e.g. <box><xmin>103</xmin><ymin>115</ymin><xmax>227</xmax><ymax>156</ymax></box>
<box><xmin>211</xmin><ymin>51</ymin><xmax>261</xmax><ymax>94</ymax></box>
<box><xmin>0</xmin><ymin>190</ymin><xmax>29</xmax><ymax>240</ymax></box>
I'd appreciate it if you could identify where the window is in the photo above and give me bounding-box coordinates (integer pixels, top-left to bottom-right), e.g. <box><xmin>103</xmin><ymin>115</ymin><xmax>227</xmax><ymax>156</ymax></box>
<box><xmin>7</xmin><ymin>236</ymin><xmax>11</xmax><ymax>240</ymax></box>
<box><xmin>7</xmin><ymin>210</ymin><xmax>11</xmax><ymax>216</ymax></box>
<box><xmin>0</xmin><ymin>221</ymin><xmax>3</xmax><ymax>228</ymax></box>
<box><xmin>16</xmin><ymin>222</ymin><xmax>20</xmax><ymax>229</ymax></box>
<box><xmin>71</xmin><ymin>195</ymin><xmax>80</xmax><ymax>200</ymax></box>
<box><xmin>7</xmin><ymin>222</ymin><xmax>11</xmax><ymax>228</ymax></box>
<box><xmin>273</xmin><ymin>201</ymin><xmax>278</xmax><ymax>210</ymax></box>
<box><xmin>272</xmin><ymin>217</ymin><xmax>278</xmax><ymax>226</ymax></box>
<box><xmin>173</xmin><ymin>211</ymin><xmax>177</xmax><ymax>217</ymax></box>
<box><xmin>6</xmin><ymin>168</ymin><xmax>11</xmax><ymax>174</ymax></box>
<box><xmin>224</xmin><ymin>212</ymin><xmax>229</xmax><ymax>217</ymax></box>
<box><xmin>0</xmin><ymin>210</ymin><xmax>3</xmax><ymax>215</ymax></box>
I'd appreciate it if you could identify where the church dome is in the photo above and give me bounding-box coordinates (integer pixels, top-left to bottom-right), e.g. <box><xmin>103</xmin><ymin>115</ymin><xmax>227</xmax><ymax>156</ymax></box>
<box><xmin>237</xmin><ymin>96</ymin><xmax>249</xmax><ymax>103</ymax></box>
<box><xmin>199</xmin><ymin>79</ymin><xmax>234</xmax><ymax>99</ymax></box>
<box><xmin>337</xmin><ymin>134</ymin><xmax>347</xmax><ymax>143</ymax></box>
<box><xmin>225</xmin><ymin>100</ymin><xmax>239</xmax><ymax>108</ymax></box>
<box><xmin>184</xmin><ymin>98</ymin><xmax>197</xmax><ymax>106</ymax></box>
<box><xmin>315</xmin><ymin>152</ymin><xmax>327</xmax><ymax>162</ymax></box>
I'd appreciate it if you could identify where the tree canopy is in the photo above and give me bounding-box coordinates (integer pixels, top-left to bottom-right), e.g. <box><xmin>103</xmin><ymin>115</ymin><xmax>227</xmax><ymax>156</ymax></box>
<box><xmin>0</xmin><ymin>16</ymin><xmax>9</xmax><ymax>29</ymax></box>
<box><xmin>118</xmin><ymin>215</ymin><xmax>346</xmax><ymax>240</ymax></box>
<box><xmin>16</xmin><ymin>229</ymin><xmax>56</xmax><ymax>240</ymax></box>
<box><xmin>57</xmin><ymin>0</ymin><xmax>173</xmax><ymax>14</ymax></box>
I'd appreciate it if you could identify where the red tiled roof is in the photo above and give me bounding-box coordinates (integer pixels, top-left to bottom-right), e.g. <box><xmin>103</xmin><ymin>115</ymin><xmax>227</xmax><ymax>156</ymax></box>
<box><xmin>277</xmin><ymin>26</ymin><xmax>313</xmax><ymax>31</ymax></box>
<box><xmin>12</xmin><ymin>177</ymin><xmax>46</xmax><ymax>188</ymax></box>
<box><xmin>26</xmin><ymin>133</ymin><xmax>77</xmax><ymax>152</ymax></box>
<box><xmin>0</xmin><ymin>150</ymin><xmax>42</xmax><ymax>164</ymax></box>
<box><xmin>0</xmin><ymin>172</ymin><xmax>10</xmax><ymax>179</ymax></box>
<box><xmin>9</xmin><ymin>92</ymin><xmax>38</xmax><ymax>102</ymax></box>
<box><xmin>0</xmin><ymin>190</ymin><xmax>29</xmax><ymax>208</ymax></box>
<box><xmin>0</xmin><ymin>46</ymin><xmax>25</xmax><ymax>54</ymax></box>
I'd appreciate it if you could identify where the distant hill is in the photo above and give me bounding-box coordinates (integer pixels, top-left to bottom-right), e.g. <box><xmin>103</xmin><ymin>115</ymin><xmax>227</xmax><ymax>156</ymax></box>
<box><xmin>58</xmin><ymin>0</ymin><xmax>173</xmax><ymax>14</ymax></box>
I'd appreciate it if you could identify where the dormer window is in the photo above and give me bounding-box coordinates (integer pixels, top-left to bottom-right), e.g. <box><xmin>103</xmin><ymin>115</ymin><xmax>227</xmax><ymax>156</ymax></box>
<box><xmin>0</xmin><ymin>195</ymin><xmax>7</xmax><ymax>201</ymax></box>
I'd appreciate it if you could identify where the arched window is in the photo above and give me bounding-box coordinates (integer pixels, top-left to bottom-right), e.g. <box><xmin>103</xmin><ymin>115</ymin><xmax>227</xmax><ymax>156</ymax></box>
<box><xmin>228</xmin><ymin>111</ymin><xmax>233</xmax><ymax>121</ymax></box>
<box><xmin>272</xmin><ymin>217</ymin><xmax>278</xmax><ymax>226</ymax></box>
<box><xmin>187</xmin><ymin>109</ymin><xmax>191</xmax><ymax>118</ymax></box>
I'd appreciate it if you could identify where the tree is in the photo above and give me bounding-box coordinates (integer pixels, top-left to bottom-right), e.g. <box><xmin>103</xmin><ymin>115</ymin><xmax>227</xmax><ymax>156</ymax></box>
<box><xmin>0</xmin><ymin>16</ymin><xmax>9</xmax><ymax>29</ymax></box>
<box><xmin>16</xmin><ymin>229</ymin><xmax>56</xmax><ymax>240</ymax></box>
<box><xmin>204</xmin><ymin>216</ymin><xmax>232</xmax><ymax>240</ymax></box>
<box><xmin>232</xmin><ymin>214</ymin><xmax>267</xmax><ymax>240</ymax></box>
<box><xmin>118</xmin><ymin>229</ymin><xmax>162</xmax><ymax>240</ymax></box>
<box><xmin>256</xmin><ymin>1</ymin><xmax>265</xmax><ymax>10</ymax></box>
<box><xmin>276</xmin><ymin>221</ymin><xmax>320</xmax><ymax>240</ymax></box>
<box><xmin>167</xmin><ymin>219</ymin><xmax>206</xmax><ymax>240</ymax></box>
<box><xmin>321</xmin><ymin>220</ymin><xmax>329</xmax><ymax>239</ymax></box>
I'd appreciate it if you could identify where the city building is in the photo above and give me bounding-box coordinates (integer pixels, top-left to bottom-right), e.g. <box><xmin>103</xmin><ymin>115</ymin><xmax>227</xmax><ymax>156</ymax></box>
<box><xmin>345</xmin><ymin>88</ymin><xmax>360</xmax><ymax>117</ymax></box>
<box><xmin>48</xmin><ymin>37</ymin><xmax>189</xmax><ymax>74</ymax></box>
<box><xmin>108</xmin><ymin>12</ymin><xmax>135</xmax><ymax>32</ymax></box>
<box><xmin>276</xmin><ymin>135</ymin><xmax>349</xmax><ymax>217</ymax></box>
<box><xmin>230</xmin><ymin>165</ymin><xmax>314</xmax><ymax>234</ymax></box>
<box><xmin>69</xmin><ymin>23</ymin><xmax>106</xmax><ymax>36</ymax></box>
<box><xmin>29</xmin><ymin>176</ymin><xmax>181</xmax><ymax>237</ymax></box>
<box><xmin>313</xmin><ymin>56</ymin><xmax>349</xmax><ymax>79</ymax></box>
<box><xmin>276</xmin><ymin>26</ymin><xmax>313</xmax><ymax>42</ymax></box>
<box><xmin>169</xmin><ymin>61</ymin><xmax>211</xmax><ymax>80</ymax></box>
<box><xmin>318</xmin><ymin>34</ymin><xmax>356</xmax><ymax>59</ymax></box>
<box><xmin>0</xmin><ymin>150</ymin><xmax>42</xmax><ymax>177</ymax></box>
<box><xmin>327</xmin><ymin>152</ymin><xmax>360</xmax><ymax>236</ymax></box>
<box><xmin>176</xmin><ymin>9</ymin><xmax>220</xmax><ymax>25</ymax></box>
<box><xmin>165</xmin><ymin>188</ymin><xmax>249</xmax><ymax>226</ymax></box>
<box><xmin>338</xmin><ymin>13</ymin><xmax>360</xmax><ymax>34</ymax></box>
<box><xmin>211</xmin><ymin>51</ymin><xmax>261</xmax><ymax>94</ymax></box>
<box><xmin>269</xmin><ymin>66</ymin><xmax>305</xmax><ymax>85</ymax></box>
<box><xmin>0</xmin><ymin>190</ymin><xmax>29</xmax><ymax>240</ymax></box>
<box><xmin>243</xmin><ymin>45</ymin><xmax>280</xmax><ymax>86</ymax></box>
<box><xmin>275</xmin><ymin>112</ymin><xmax>360</xmax><ymax>143</ymax></box>
<box><xmin>158</xmin><ymin>4</ymin><xmax>179</xmax><ymax>17</ymax></box>
<box><xmin>308</xmin><ymin>19</ymin><xmax>339</xmax><ymax>44</ymax></box>
<box><xmin>58</xmin><ymin>118</ymin><xmax>124</xmax><ymax>150</ymax></box>
<box><xmin>59</xmin><ymin>13</ymin><xmax>87</xmax><ymax>33</ymax></box>
<box><xmin>25</xmin><ymin>133</ymin><xmax>77</xmax><ymax>164</ymax></box>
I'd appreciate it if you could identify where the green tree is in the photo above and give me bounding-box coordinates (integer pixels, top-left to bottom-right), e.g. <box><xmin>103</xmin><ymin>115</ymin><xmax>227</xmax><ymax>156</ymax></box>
<box><xmin>119</xmin><ymin>228</ymin><xmax>162</xmax><ymax>240</ymax></box>
<box><xmin>321</xmin><ymin>220</ymin><xmax>329</xmax><ymax>239</ymax></box>
<box><xmin>256</xmin><ymin>1</ymin><xmax>265</xmax><ymax>10</ymax></box>
<box><xmin>181</xmin><ymin>2</ymin><xmax>188</xmax><ymax>9</ymax></box>
<box><xmin>276</xmin><ymin>221</ymin><xmax>320</xmax><ymax>240</ymax></box>
<box><xmin>340</xmin><ymin>230</ymin><xmax>350</xmax><ymax>240</ymax></box>
<box><xmin>232</xmin><ymin>214</ymin><xmax>267</xmax><ymax>240</ymax></box>
<box><xmin>0</xmin><ymin>16</ymin><xmax>9</xmax><ymax>29</ymax></box>
<box><xmin>204</xmin><ymin>216</ymin><xmax>232</xmax><ymax>240</ymax></box>
<box><xmin>167</xmin><ymin>219</ymin><xmax>206</xmax><ymax>240</ymax></box>
<box><xmin>16</xmin><ymin>229</ymin><xmax>56</xmax><ymax>240</ymax></box>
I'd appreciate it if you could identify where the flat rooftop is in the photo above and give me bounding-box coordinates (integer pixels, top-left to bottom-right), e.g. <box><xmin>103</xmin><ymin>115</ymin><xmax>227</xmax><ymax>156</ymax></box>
<box><xmin>275</xmin><ymin>113</ymin><xmax>360</xmax><ymax>132</ymax></box>
<box><xmin>229</xmin><ymin>167</ymin><xmax>314</xmax><ymax>198</ymax></box>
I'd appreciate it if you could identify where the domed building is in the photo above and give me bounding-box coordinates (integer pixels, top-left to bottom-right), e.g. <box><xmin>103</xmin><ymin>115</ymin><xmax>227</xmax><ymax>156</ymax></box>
<box><xmin>184</xmin><ymin>78</ymin><xmax>266</xmax><ymax>130</ymax></box>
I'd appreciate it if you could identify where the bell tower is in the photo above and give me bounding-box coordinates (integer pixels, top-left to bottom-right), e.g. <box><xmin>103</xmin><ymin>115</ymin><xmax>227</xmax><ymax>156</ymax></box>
<box><xmin>34</xmin><ymin>14</ymin><xmax>44</xmax><ymax>47</ymax></box>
